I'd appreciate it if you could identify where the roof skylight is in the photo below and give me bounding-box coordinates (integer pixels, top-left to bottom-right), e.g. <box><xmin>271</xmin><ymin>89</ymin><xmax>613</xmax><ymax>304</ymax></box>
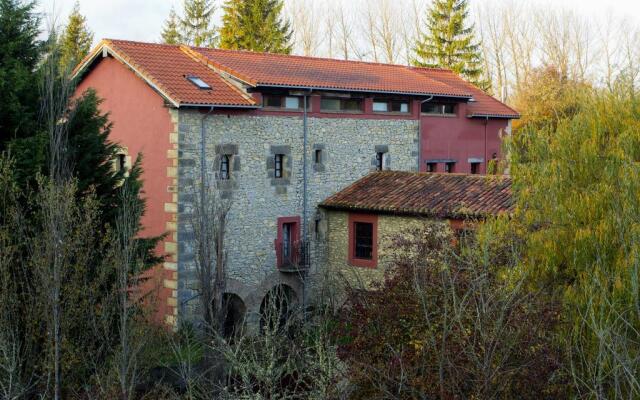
<box><xmin>186</xmin><ymin>75</ymin><xmax>212</xmax><ymax>90</ymax></box>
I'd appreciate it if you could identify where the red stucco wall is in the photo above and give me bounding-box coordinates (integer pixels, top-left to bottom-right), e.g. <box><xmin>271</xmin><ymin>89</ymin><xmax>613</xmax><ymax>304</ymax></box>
<box><xmin>76</xmin><ymin>56</ymin><xmax>175</xmax><ymax>324</ymax></box>
<box><xmin>420</xmin><ymin>102</ymin><xmax>509</xmax><ymax>174</ymax></box>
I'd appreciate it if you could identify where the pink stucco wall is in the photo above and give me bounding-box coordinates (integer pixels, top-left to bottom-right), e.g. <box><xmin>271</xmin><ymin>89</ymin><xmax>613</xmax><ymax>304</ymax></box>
<box><xmin>76</xmin><ymin>56</ymin><xmax>175</xmax><ymax>324</ymax></box>
<box><xmin>420</xmin><ymin>102</ymin><xmax>509</xmax><ymax>174</ymax></box>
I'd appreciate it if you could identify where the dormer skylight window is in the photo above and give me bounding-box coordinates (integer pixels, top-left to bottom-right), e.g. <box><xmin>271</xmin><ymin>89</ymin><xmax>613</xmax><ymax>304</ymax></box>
<box><xmin>186</xmin><ymin>75</ymin><xmax>211</xmax><ymax>90</ymax></box>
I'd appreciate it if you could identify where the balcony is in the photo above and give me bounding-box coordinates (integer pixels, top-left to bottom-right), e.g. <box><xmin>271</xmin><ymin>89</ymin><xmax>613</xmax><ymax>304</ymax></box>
<box><xmin>274</xmin><ymin>239</ymin><xmax>310</xmax><ymax>272</ymax></box>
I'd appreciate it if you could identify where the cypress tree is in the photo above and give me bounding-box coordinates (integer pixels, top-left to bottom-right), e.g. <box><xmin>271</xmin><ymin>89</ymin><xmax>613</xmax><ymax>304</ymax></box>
<box><xmin>219</xmin><ymin>0</ymin><xmax>292</xmax><ymax>54</ymax></box>
<box><xmin>0</xmin><ymin>0</ymin><xmax>40</xmax><ymax>148</ymax></box>
<box><xmin>181</xmin><ymin>0</ymin><xmax>217</xmax><ymax>47</ymax></box>
<box><xmin>58</xmin><ymin>1</ymin><xmax>93</xmax><ymax>73</ymax></box>
<box><xmin>161</xmin><ymin>7</ymin><xmax>183</xmax><ymax>45</ymax></box>
<box><xmin>413</xmin><ymin>0</ymin><xmax>490</xmax><ymax>91</ymax></box>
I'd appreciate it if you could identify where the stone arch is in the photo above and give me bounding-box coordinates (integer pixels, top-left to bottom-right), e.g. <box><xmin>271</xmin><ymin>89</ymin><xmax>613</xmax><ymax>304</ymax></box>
<box><xmin>221</xmin><ymin>292</ymin><xmax>246</xmax><ymax>338</ymax></box>
<box><xmin>259</xmin><ymin>284</ymin><xmax>298</xmax><ymax>333</ymax></box>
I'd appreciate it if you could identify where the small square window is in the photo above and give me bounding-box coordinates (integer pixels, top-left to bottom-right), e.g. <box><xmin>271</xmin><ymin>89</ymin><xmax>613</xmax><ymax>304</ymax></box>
<box><xmin>274</xmin><ymin>154</ymin><xmax>284</xmax><ymax>178</ymax></box>
<box><xmin>284</xmin><ymin>96</ymin><xmax>300</xmax><ymax>109</ymax></box>
<box><xmin>426</xmin><ymin>162</ymin><xmax>437</xmax><ymax>173</ymax></box>
<box><xmin>264</xmin><ymin>95</ymin><xmax>282</xmax><ymax>108</ymax></box>
<box><xmin>320</xmin><ymin>98</ymin><xmax>341</xmax><ymax>111</ymax></box>
<box><xmin>470</xmin><ymin>162</ymin><xmax>480</xmax><ymax>174</ymax></box>
<box><xmin>444</xmin><ymin>162</ymin><xmax>455</xmax><ymax>173</ymax></box>
<box><xmin>372</xmin><ymin>101</ymin><xmax>388</xmax><ymax>112</ymax></box>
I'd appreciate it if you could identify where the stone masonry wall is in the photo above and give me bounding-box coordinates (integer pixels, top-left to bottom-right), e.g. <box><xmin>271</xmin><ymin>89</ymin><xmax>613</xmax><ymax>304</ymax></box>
<box><xmin>176</xmin><ymin>111</ymin><xmax>418</xmax><ymax>322</ymax></box>
<box><xmin>323</xmin><ymin>211</ymin><xmax>449</xmax><ymax>297</ymax></box>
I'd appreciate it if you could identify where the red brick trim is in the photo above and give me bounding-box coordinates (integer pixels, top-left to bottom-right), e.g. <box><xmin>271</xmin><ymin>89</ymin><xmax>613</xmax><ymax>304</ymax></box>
<box><xmin>348</xmin><ymin>213</ymin><xmax>378</xmax><ymax>268</ymax></box>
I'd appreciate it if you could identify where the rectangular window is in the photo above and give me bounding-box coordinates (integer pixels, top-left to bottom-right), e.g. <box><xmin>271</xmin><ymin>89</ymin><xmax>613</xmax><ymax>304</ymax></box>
<box><xmin>373</xmin><ymin>99</ymin><xmax>410</xmax><ymax>113</ymax></box>
<box><xmin>314</xmin><ymin>149</ymin><xmax>322</xmax><ymax>164</ymax></box>
<box><xmin>320</xmin><ymin>97</ymin><xmax>363</xmax><ymax>112</ymax></box>
<box><xmin>375</xmin><ymin>152</ymin><xmax>386</xmax><ymax>171</ymax></box>
<box><xmin>470</xmin><ymin>162</ymin><xmax>480</xmax><ymax>174</ymax></box>
<box><xmin>426</xmin><ymin>162</ymin><xmax>437</xmax><ymax>173</ymax></box>
<box><xmin>354</xmin><ymin>222</ymin><xmax>373</xmax><ymax>259</ymax></box>
<box><xmin>444</xmin><ymin>162</ymin><xmax>455</xmax><ymax>173</ymax></box>
<box><xmin>274</xmin><ymin>154</ymin><xmax>284</xmax><ymax>178</ymax></box>
<box><xmin>275</xmin><ymin>216</ymin><xmax>301</xmax><ymax>269</ymax></box>
<box><xmin>348</xmin><ymin>214</ymin><xmax>378</xmax><ymax>268</ymax></box>
<box><xmin>421</xmin><ymin>102</ymin><xmax>456</xmax><ymax>115</ymax></box>
<box><xmin>220</xmin><ymin>154</ymin><xmax>231</xmax><ymax>180</ymax></box>
<box><xmin>116</xmin><ymin>153</ymin><xmax>126</xmax><ymax>172</ymax></box>
<box><xmin>263</xmin><ymin>95</ymin><xmax>304</xmax><ymax>110</ymax></box>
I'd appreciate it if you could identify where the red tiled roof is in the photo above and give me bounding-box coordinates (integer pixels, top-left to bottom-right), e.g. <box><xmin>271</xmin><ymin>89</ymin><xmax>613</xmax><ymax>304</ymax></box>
<box><xmin>320</xmin><ymin>171</ymin><xmax>513</xmax><ymax>219</ymax></box>
<box><xmin>76</xmin><ymin>39</ymin><xmax>517</xmax><ymax>117</ymax></box>
<box><xmin>192</xmin><ymin>47</ymin><xmax>472</xmax><ymax>98</ymax></box>
<box><xmin>415</xmin><ymin>68</ymin><xmax>519</xmax><ymax>118</ymax></box>
<box><xmin>78</xmin><ymin>40</ymin><xmax>256</xmax><ymax>107</ymax></box>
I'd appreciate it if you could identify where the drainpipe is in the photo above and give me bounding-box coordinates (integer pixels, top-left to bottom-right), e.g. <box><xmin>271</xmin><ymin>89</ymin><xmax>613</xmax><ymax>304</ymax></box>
<box><xmin>301</xmin><ymin>90</ymin><xmax>312</xmax><ymax>321</ymax></box>
<box><xmin>418</xmin><ymin>96</ymin><xmax>434</xmax><ymax>171</ymax></box>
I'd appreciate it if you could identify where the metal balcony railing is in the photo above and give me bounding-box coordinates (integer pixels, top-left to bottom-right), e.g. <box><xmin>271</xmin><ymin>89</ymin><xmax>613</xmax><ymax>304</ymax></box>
<box><xmin>274</xmin><ymin>239</ymin><xmax>310</xmax><ymax>271</ymax></box>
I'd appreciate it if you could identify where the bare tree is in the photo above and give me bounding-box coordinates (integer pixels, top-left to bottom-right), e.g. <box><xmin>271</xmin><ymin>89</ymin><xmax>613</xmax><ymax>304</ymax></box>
<box><xmin>290</xmin><ymin>0</ymin><xmax>321</xmax><ymax>56</ymax></box>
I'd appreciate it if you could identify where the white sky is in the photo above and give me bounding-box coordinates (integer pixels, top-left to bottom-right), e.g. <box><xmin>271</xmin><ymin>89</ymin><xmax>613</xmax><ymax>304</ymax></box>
<box><xmin>38</xmin><ymin>0</ymin><xmax>640</xmax><ymax>46</ymax></box>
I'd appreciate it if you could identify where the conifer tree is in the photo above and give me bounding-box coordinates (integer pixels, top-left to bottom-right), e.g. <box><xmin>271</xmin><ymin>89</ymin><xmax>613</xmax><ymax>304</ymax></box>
<box><xmin>0</xmin><ymin>0</ymin><xmax>40</xmax><ymax>148</ymax></box>
<box><xmin>161</xmin><ymin>7</ymin><xmax>182</xmax><ymax>45</ymax></box>
<box><xmin>413</xmin><ymin>0</ymin><xmax>490</xmax><ymax>91</ymax></box>
<box><xmin>219</xmin><ymin>0</ymin><xmax>292</xmax><ymax>54</ymax></box>
<box><xmin>181</xmin><ymin>0</ymin><xmax>217</xmax><ymax>47</ymax></box>
<box><xmin>58</xmin><ymin>1</ymin><xmax>93</xmax><ymax>72</ymax></box>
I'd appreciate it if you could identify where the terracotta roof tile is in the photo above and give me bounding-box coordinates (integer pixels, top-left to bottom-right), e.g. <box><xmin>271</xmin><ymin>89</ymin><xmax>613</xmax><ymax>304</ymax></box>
<box><xmin>77</xmin><ymin>39</ymin><xmax>517</xmax><ymax>117</ymax></box>
<box><xmin>414</xmin><ymin>68</ymin><xmax>519</xmax><ymax>118</ymax></box>
<box><xmin>320</xmin><ymin>171</ymin><xmax>513</xmax><ymax>219</ymax></box>
<box><xmin>101</xmin><ymin>40</ymin><xmax>256</xmax><ymax>107</ymax></box>
<box><xmin>192</xmin><ymin>47</ymin><xmax>473</xmax><ymax>97</ymax></box>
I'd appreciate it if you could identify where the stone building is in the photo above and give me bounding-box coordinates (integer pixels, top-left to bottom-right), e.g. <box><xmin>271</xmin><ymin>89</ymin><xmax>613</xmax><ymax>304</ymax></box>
<box><xmin>319</xmin><ymin>171</ymin><xmax>513</xmax><ymax>290</ymax></box>
<box><xmin>73</xmin><ymin>39</ymin><xmax>518</xmax><ymax>327</ymax></box>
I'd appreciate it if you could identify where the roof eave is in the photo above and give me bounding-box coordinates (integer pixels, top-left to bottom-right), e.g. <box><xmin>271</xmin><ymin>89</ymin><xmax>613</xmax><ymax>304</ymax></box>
<box><xmin>468</xmin><ymin>113</ymin><xmax>520</xmax><ymax>119</ymax></box>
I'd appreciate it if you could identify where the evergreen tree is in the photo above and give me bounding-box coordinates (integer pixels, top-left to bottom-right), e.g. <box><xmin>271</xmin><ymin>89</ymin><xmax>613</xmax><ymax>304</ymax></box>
<box><xmin>0</xmin><ymin>0</ymin><xmax>40</xmax><ymax>149</ymax></box>
<box><xmin>181</xmin><ymin>0</ymin><xmax>217</xmax><ymax>47</ymax></box>
<box><xmin>58</xmin><ymin>1</ymin><xmax>93</xmax><ymax>73</ymax></box>
<box><xmin>413</xmin><ymin>0</ymin><xmax>490</xmax><ymax>91</ymax></box>
<box><xmin>219</xmin><ymin>0</ymin><xmax>292</xmax><ymax>54</ymax></box>
<box><xmin>161</xmin><ymin>6</ymin><xmax>183</xmax><ymax>45</ymax></box>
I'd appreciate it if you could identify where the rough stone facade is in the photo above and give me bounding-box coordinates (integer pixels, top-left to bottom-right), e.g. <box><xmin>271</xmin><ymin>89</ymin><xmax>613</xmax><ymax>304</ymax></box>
<box><xmin>175</xmin><ymin>111</ymin><xmax>418</xmax><ymax>325</ymax></box>
<box><xmin>323</xmin><ymin>211</ymin><xmax>449</xmax><ymax>293</ymax></box>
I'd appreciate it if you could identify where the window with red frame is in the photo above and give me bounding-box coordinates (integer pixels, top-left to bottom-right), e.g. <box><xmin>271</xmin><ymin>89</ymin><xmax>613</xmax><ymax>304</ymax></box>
<box><xmin>348</xmin><ymin>213</ymin><xmax>378</xmax><ymax>268</ymax></box>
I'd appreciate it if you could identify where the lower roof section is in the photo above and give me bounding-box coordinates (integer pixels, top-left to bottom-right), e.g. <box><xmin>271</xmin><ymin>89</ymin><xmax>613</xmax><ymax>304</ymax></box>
<box><xmin>320</xmin><ymin>171</ymin><xmax>513</xmax><ymax>219</ymax></box>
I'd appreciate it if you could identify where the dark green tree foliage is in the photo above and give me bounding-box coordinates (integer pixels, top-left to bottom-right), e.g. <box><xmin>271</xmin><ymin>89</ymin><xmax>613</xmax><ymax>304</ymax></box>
<box><xmin>0</xmin><ymin>0</ymin><xmax>40</xmax><ymax>148</ymax></box>
<box><xmin>181</xmin><ymin>0</ymin><xmax>217</xmax><ymax>47</ymax></box>
<box><xmin>413</xmin><ymin>0</ymin><xmax>490</xmax><ymax>91</ymax></box>
<box><xmin>58</xmin><ymin>1</ymin><xmax>93</xmax><ymax>73</ymax></box>
<box><xmin>161</xmin><ymin>6</ymin><xmax>183</xmax><ymax>45</ymax></box>
<box><xmin>219</xmin><ymin>0</ymin><xmax>292</xmax><ymax>54</ymax></box>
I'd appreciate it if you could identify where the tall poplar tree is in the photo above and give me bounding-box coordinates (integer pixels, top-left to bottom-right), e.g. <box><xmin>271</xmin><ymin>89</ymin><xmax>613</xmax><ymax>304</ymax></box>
<box><xmin>58</xmin><ymin>1</ymin><xmax>93</xmax><ymax>72</ymax></box>
<box><xmin>180</xmin><ymin>0</ymin><xmax>217</xmax><ymax>47</ymax></box>
<box><xmin>413</xmin><ymin>0</ymin><xmax>490</xmax><ymax>91</ymax></box>
<box><xmin>219</xmin><ymin>0</ymin><xmax>292</xmax><ymax>54</ymax></box>
<box><xmin>161</xmin><ymin>7</ymin><xmax>182</xmax><ymax>45</ymax></box>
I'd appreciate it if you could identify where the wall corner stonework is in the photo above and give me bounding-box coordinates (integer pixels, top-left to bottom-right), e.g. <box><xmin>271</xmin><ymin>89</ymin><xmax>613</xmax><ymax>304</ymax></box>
<box><xmin>163</xmin><ymin>108</ymin><xmax>180</xmax><ymax>327</ymax></box>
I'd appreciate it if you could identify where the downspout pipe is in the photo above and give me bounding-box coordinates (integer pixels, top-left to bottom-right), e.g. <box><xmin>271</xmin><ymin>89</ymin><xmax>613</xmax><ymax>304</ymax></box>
<box><xmin>301</xmin><ymin>90</ymin><xmax>312</xmax><ymax>322</ymax></box>
<box><xmin>418</xmin><ymin>96</ymin><xmax>434</xmax><ymax>171</ymax></box>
